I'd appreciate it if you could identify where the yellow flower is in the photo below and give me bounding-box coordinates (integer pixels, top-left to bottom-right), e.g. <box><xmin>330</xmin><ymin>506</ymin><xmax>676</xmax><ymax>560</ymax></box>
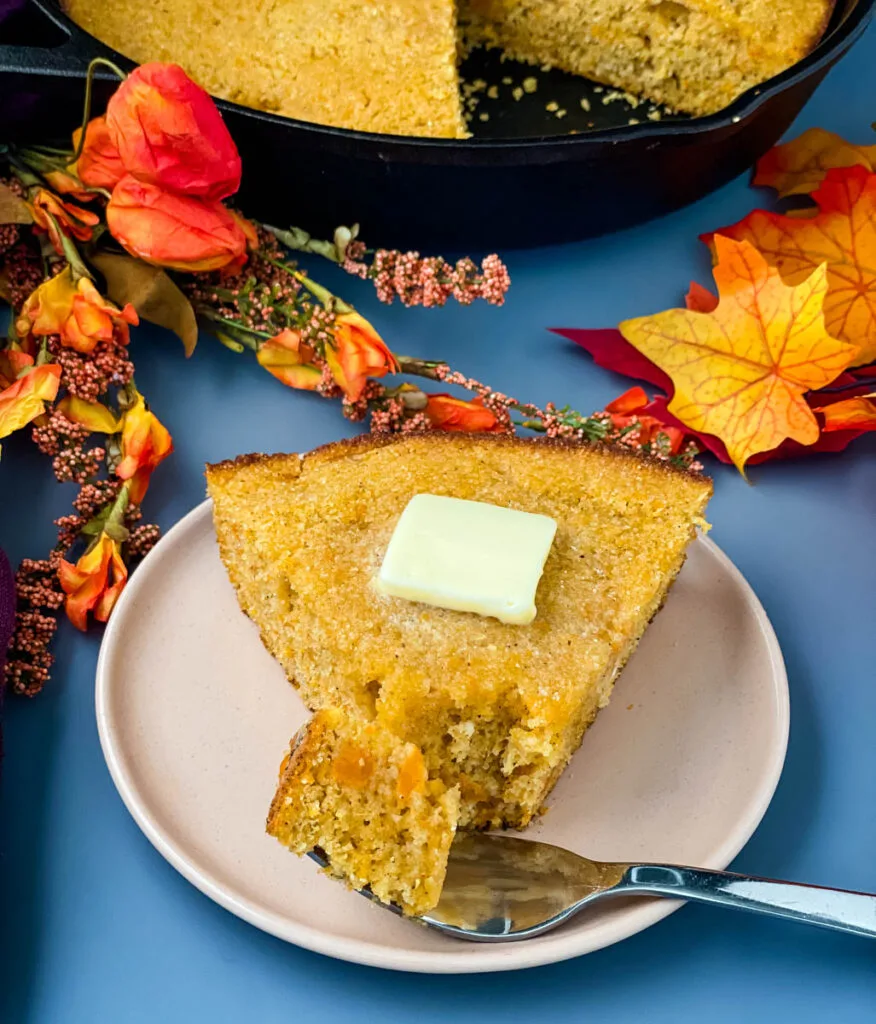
<box><xmin>256</xmin><ymin>329</ymin><xmax>322</xmax><ymax>390</ymax></box>
<box><xmin>17</xmin><ymin>267</ymin><xmax>138</xmax><ymax>354</ymax></box>
<box><xmin>116</xmin><ymin>392</ymin><xmax>173</xmax><ymax>504</ymax></box>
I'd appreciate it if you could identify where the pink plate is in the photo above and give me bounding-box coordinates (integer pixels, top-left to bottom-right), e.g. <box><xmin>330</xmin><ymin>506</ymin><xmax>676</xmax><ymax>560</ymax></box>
<box><xmin>96</xmin><ymin>500</ymin><xmax>788</xmax><ymax>973</ymax></box>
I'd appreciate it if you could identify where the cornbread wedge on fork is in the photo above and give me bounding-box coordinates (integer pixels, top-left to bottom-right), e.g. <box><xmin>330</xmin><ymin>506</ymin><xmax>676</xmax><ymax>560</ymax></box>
<box><xmin>267</xmin><ymin>707</ymin><xmax>459</xmax><ymax>915</ymax></box>
<box><xmin>207</xmin><ymin>434</ymin><xmax>712</xmax><ymax>839</ymax></box>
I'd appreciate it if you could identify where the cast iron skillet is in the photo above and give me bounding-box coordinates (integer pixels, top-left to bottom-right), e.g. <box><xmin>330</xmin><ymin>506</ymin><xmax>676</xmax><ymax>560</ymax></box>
<box><xmin>0</xmin><ymin>0</ymin><xmax>873</xmax><ymax>249</ymax></box>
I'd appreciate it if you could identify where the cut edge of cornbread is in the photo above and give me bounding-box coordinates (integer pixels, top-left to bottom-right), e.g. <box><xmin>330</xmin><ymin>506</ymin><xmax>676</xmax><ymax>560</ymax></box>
<box><xmin>208</xmin><ymin>433</ymin><xmax>712</xmax><ymax>831</ymax></box>
<box><xmin>457</xmin><ymin>0</ymin><xmax>836</xmax><ymax>117</ymax></box>
<box><xmin>267</xmin><ymin>706</ymin><xmax>460</xmax><ymax>915</ymax></box>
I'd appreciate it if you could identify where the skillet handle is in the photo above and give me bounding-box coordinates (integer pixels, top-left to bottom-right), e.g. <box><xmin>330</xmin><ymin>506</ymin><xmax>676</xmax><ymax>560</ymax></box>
<box><xmin>0</xmin><ymin>0</ymin><xmax>127</xmax><ymax>77</ymax></box>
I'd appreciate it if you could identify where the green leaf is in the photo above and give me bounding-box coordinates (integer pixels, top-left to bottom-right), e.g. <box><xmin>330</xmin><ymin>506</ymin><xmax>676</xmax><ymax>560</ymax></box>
<box><xmin>90</xmin><ymin>252</ymin><xmax>199</xmax><ymax>357</ymax></box>
<box><xmin>0</xmin><ymin>183</ymin><xmax>33</xmax><ymax>226</ymax></box>
<box><xmin>103</xmin><ymin>521</ymin><xmax>130</xmax><ymax>544</ymax></box>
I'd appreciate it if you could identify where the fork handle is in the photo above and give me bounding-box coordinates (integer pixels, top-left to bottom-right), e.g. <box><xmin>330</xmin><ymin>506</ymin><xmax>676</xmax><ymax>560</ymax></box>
<box><xmin>616</xmin><ymin>865</ymin><xmax>876</xmax><ymax>938</ymax></box>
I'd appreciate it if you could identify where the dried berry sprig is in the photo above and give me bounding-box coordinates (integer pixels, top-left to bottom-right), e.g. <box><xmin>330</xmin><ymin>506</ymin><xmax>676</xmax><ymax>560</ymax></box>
<box><xmin>265</xmin><ymin>223</ymin><xmax>511</xmax><ymax>308</ymax></box>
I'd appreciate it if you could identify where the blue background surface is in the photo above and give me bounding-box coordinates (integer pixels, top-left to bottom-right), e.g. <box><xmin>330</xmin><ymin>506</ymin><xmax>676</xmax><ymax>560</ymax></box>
<box><xmin>2</xmin><ymin>23</ymin><xmax>876</xmax><ymax>1024</ymax></box>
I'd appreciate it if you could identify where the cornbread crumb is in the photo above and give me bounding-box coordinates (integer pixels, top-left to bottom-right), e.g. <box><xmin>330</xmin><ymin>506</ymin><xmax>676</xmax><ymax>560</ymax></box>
<box><xmin>267</xmin><ymin>707</ymin><xmax>459</xmax><ymax>915</ymax></box>
<box><xmin>580</xmin><ymin>97</ymin><xmax>591</xmax><ymax>111</ymax></box>
<box><xmin>545</xmin><ymin>100</ymin><xmax>559</xmax><ymax>112</ymax></box>
<box><xmin>522</xmin><ymin>76</ymin><xmax>538</xmax><ymax>93</ymax></box>
<box><xmin>512</xmin><ymin>86</ymin><xmax>524</xmax><ymax>100</ymax></box>
<box><xmin>207</xmin><ymin>433</ymin><xmax>712</xmax><ymax>830</ymax></box>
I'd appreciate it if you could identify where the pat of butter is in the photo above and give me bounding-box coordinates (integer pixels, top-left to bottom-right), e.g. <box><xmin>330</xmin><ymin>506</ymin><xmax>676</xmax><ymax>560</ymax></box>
<box><xmin>376</xmin><ymin>494</ymin><xmax>557</xmax><ymax>625</ymax></box>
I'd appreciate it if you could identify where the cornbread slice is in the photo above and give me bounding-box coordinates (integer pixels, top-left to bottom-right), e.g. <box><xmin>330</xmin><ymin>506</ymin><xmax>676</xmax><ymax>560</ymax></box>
<box><xmin>208</xmin><ymin>434</ymin><xmax>712</xmax><ymax>829</ymax></box>
<box><xmin>63</xmin><ymin>0</ymin><xmax>466</xmax><ymax>138</ymax></box>
<box><xmin>458</xmin><ymin>0</ymin><xmax>835</xmax><ymax>116</ymax></box>
<box><xmin>267</xmin><ymin>707</ymin><xmax>459</xmax><ymax>915</ymax></box>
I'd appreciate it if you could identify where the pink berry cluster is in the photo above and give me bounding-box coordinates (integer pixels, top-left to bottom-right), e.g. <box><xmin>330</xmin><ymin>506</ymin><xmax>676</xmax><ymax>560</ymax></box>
<box><xmin>343</xmin><ymin>244</ymin><xmax>510</xmax><ymax>308</ymax></box>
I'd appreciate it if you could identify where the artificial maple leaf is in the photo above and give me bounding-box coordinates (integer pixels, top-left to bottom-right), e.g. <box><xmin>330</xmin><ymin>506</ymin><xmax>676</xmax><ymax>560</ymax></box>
<box><xmin>559</xmin><ymin>329</ymin><xmax>871</xmax><ymax>463</ymax></box>
<box><xmin>754</xmin><ymin>128</ymin><xmax>876</xmax><ymax>199</ymax></box>
<box><xmin>685</xmin><ymin>281</ymin><xmax>718</xmax><ymax>313</ymax></box>
<box><xmin>818</xmin><ymin>395</ymin><xmax>876</xmax><ymax>432</ymax></box>
<box><xmin>705</xmin><ymin>166</ymin><xmax>876</xmax><ymax>366</ymax></box>
<box><xmin>550</xmin><ymin>327</ymin><xmax>673</xmax><ymax>392</ymax></box>
<box><xmin>619</xmin><ymin>236</ymin><xmax>859</xmax><ymax>473</ymax></box>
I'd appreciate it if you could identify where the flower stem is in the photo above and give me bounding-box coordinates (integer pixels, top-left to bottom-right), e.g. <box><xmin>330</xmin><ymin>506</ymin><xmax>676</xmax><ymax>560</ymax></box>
<box><xmin>45</xmin><ymin>212</ymin><xmax>93</xmax><ymax>281</ymax></box>
<box><xmin>72</xmin><ymin>58</ymin><xmax>129</xmax><ymax>164</ymax></box>
<box><xmin>395</xmin><ymin>356</ymin><xmax>448</xmax><ymax>380</ymax></box>
<box><xmin>197</xmin><ymin>309</ymin><xmax>269</xmax><ymax>347</ymax></box>
<box><xmin>292</xmin><ymin>270</ymin><xmax>354</xmax><ymax>314</ymax></box>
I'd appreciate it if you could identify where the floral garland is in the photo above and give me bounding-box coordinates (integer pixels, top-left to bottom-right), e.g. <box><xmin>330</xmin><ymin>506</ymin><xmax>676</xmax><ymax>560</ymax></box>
<box><xmin>0</xmin><ymin>60</ymin><xmax>699</xmax><ymax>697</ymax></box>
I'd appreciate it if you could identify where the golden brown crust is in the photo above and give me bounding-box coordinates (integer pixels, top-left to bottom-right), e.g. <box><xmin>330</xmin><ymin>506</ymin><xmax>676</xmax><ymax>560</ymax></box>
<box><xmin>207</xmin><ymin>430</ymin><xmax>713</xmax><ymax>493</ymax></box>
<box><xmin>209</xmin><ymin>427</ymin><xmax>712</xmax><ymax>831</ymax></box>
<box><xmin>266</xmin><ymin>712</ymin><xmax>337</xmax><ymax>834</ymax></box>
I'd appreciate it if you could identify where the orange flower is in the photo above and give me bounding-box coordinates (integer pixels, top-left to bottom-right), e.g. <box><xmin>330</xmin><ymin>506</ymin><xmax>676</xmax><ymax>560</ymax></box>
<box><xmin>325</xmin><ymin>313</ymin><xmax>399</xmax><ymax>401</ymax></box>
<box><xmin>424</xmin><ymin>393</ymin><xmax>504</xmax><ymax>433</ymax></box>
<box><xmin>106</xmin><ymin>62</ymin><xmax>242</xmax><ymax>201</ymax></box>
<box><xmin>59</xmin><ymin>533</ymin><xmax>128</xmax><ymax>631</ymax></box>
<box><xmin>0</xmin><ymin>348</ymin><xmax>34</xmax><ymax>390</ymax></box>
<box><xmin>0</xmin><ymin>363</ymin><xmax>61</xmax><ymax>441</ymax></box>
<box><xmin>28</xmin><ymin>189</ymin><xmax>99</xmax><ymax>255</ymax></box>
<box><xmin>221</xmin><ymin>209</ymin><xmax>260</xmax><ymax>276</ymax></box>
<box><xmin>115</xmin><ymin>392</ymin><xmax>174</xmax><ymax>503</ymax></box>
<box><xmin>256</xmin><ymin>329</ymin><xmax>322</xmax><ymax>390</ymax></box>
<box><xmin>72</xmin><ymin>116</ymin><xmax>126</xmax><ymax>190</ymax></box>
<box><xmin>106</xmin><ymin>176</ymin><xmax>248</xmax><ymax>272</ymax></box>
<box><xmin>605</xmin><ymin>387</ymin><xmax>686</xmax><ymax>454</ymax></box>
<box><xmin>17</xmin><ymin>267</ymin><xmax>138</xmax><ymax>354</ymax></box>
<box><xmin>43</xmin><ymin>169</ymin><xmax>94</xmax><ymax>202</ymax></box>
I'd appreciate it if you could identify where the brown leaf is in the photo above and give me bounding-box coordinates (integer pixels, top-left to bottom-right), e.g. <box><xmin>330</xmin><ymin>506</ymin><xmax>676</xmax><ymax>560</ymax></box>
<box><xmin>0</xmin><ymin>182</ymin><xmax>33</xmax><ymax>225</ymax></box>
<box><xmin>90</xmin><ymin>252</ymin><xmax>199</xmax><ymax>356</ymax></box>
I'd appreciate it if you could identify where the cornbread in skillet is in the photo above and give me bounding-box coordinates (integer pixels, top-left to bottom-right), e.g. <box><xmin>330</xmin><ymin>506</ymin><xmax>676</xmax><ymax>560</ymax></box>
<box><xmin>267</xmin><ymin>707</ymin><xmax>459</xmax><ymax>915</ymax></box>
<box><xmin>458</xmin><ymin>0</ymin><xmax>835</xmax><ymax>116</ymax></box>
<box><xmin>62</xmin><ymin>0</ymin><xmax>466</xmax><ymax>138</ymax></box>
<box><xmin>207</xmin><ymin>433</ymin><xmax>712</xmax><ymax>830</ymax></box>
<box><xmin>64</xmin><ymin>0</ymin><xmax>832</xmax><ymax>133</ymax></box>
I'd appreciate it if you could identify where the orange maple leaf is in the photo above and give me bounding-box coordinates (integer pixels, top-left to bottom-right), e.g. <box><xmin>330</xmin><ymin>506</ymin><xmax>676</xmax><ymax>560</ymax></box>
<box><xmin>819</xmin><ymin>396</ymin><xmax>876</xmax><ymax>432</ymax></box>
<box><xmin>619</xmin><ymin>237</ymin><xmax>859</xmax><ymax>474</ymax></box>
<box><xmin>705</xmin><ymin>166</ymin><xmax>876</xmax><ymax>366</ymax></box>
<box><xmin>754</xmin><ymin>128</ymin><xmax>876</xmax><ymax>199</ymax></box>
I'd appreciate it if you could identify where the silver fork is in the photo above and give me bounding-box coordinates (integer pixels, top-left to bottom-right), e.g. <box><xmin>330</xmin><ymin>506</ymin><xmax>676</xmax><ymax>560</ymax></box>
<box><xmin>310</xmin><ymin>833</ymin><xmax>876</xmax><ymax>941</ymax></box>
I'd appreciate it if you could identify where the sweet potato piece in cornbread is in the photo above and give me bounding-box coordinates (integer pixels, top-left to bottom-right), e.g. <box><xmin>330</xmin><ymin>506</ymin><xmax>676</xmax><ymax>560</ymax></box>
<box><xmin>63</xmin><ymin>0</ymin><xmax>465</xmax><ymax>138</ymax></box>
<box><xmin>267</xmin><ymin>707</ymin><xmax>459</xmax><ymax>915</ymax></box>
<box><xmin>458</xmin><ymin>0</ymin><xmax>834</xmax><ymax>116</ymax></box>
<box><xmin>207</xmin><ymin>434</ymin><xmax>712</xmax><ymax>829</ymax></box>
